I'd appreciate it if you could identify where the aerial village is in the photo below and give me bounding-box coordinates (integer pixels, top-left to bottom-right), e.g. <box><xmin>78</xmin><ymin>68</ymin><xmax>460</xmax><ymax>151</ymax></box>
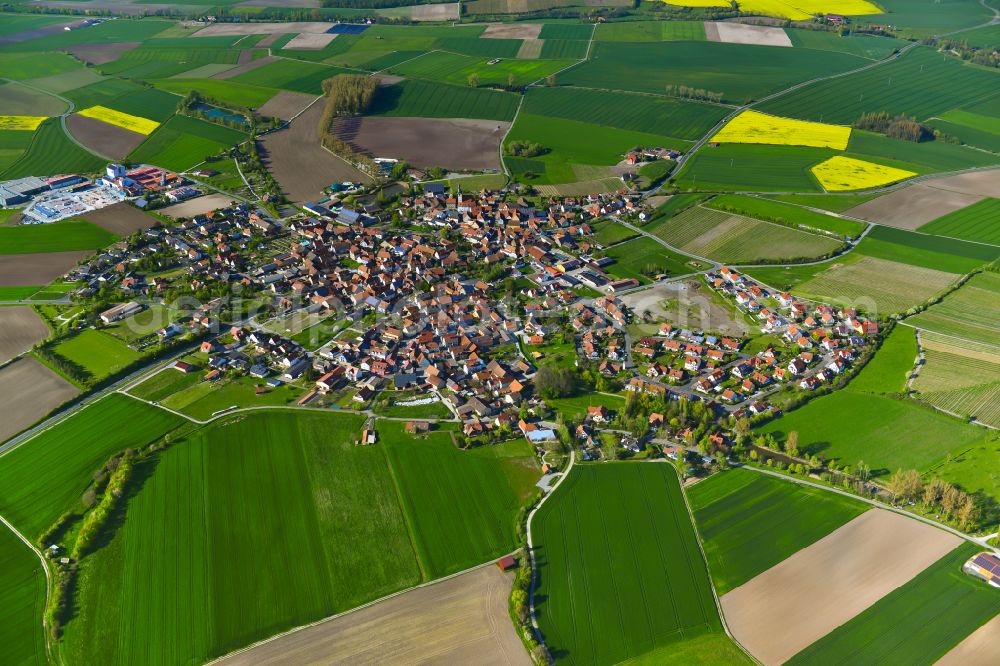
<box><xmin>47</xmin><ymin>175</ymin><xmax>884</xmax><ymax>468</ymax></box>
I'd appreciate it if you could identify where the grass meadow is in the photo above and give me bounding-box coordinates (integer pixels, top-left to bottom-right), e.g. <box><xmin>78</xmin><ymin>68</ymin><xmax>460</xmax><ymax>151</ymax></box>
<box><xmin>787</xmin><ymin>542</ymin><xmax>1000</xmax><ymax>665</ymax></box>
<box><xmin>676</xmin><ymin>144</ymin><xmax>832</xmax><ymax>192</ymax></box>
<box><xmin>0</xmin><ymin>119</ymin><xmax>104</xmax><ymax>180</ymax></box>
<box><xmin>602</xmin><ymin>237</ymin><xmax>700</xmax><ymax>283</ymax></box>
<box><xmin>847</xmin><ymin>326</ymin><xmax>917</xmax><ymax>394</ymax></box>
<box><xmin>0</xmin><ymin>523</ymin><xmax>46</xmax><ymax>666</ymax></box>
<box><xmin>533</xmin><ymin>463</ymin><xmax>740</xmax><ymax>665</ymax></box>
<box><xmin>689</xmin><ymin>468</ymin><xmax>868</xmax><ymax>594</ymax></box>
<box><xmin>0</xmin><ymin>219</ymin><xmax>115</xmax><ymax>255</ymax></box>
<box><xmin>129</xmin><ymin>114</ymin><xmax>247</xmax><ymax>172</ymax></box>
<box><xmin>707</xmin><ymin>194</ymin><xmax>866</xmax><ymax>238</ymax></box>
<box><xmin>368</xmin><ymin>79</ymin><xmax>519</xmax><ymax>121</ymax></box>
<box><xmin>52</xmin><ymin>409</ymin><xmax>539</xmax><ymax>665</ymax></box>
<box><xmin>0</xmin><ymin>394</ymin><xmax>184</xmax><ymax>541</ymax></box>
<box><xmin>50</xmin><ymin>328</ymin><xmax>141</xmax><ymax>382</ymax></box>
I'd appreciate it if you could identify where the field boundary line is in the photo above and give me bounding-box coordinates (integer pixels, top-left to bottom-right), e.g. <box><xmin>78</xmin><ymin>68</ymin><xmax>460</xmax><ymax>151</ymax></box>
<box><xmin>0</xmin><ymin>513</ymin><xmax>53</xmax><ymax>665</ymax></box>
<box><xmin>526</xmin><ymin>448</ymin><xmax>575</xmax><ymax>653</ymax></box>
<box><xmin>674</xmin><ymin>463</ymin><xmax>761</xmax><ymax>665</ymax></box>
<box><xmin>499</xmin><ymin>93</ymin><xmax>524</xmax><ymax>182</ymax></box>
<box><xmin>203</xmin><ymin>555</ymin><xmax>512</xmax><ymax>666</ymax></box>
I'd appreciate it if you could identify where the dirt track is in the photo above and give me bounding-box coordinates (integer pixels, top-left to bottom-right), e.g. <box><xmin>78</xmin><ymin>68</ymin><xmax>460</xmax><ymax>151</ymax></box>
<box><xmin>0</xmin><ymin>357</ymin><xmax>79</xmax><ymax>444</ymax></box>
<box><xmin>721</xmin><ymin>509</ymin><xmax>962</xmax><ymax>666</ymax></box>
<box><xmin>67</xmin><ymin>114</ymin><xmax>147</xmax><ymax>161</ymax></box>
<box><xmin>0</xmin><ymin>307</ymin><xmax>49</xmax><ymax>365</ymax></box>
<box><xmin>0</xmin><ymin>251</ymin><xmax>93</xmax><ymax>286</ymax></box>
<box><xmin>213</xmin><ymin>565</ymin><xmax>530</xmax><ymax>666</ymax></box>
<box><xmin>937</xmin><ymin>612</ymin><xmax>1000</xmax><ymax>665</ymax></box>
<box><xmin>82</xmin><ymin>203</ymin><xmax>161</xmax><ymax>235</ymax></box>
<box><xmin>260</xmin><ymin>103</ymin><xmax>370</xmax><ymax>203</ymax></box>
<box><xmin>335</xmin><ymin>116</ymin><xmax>508</xmax><ymax>171</ymax></box>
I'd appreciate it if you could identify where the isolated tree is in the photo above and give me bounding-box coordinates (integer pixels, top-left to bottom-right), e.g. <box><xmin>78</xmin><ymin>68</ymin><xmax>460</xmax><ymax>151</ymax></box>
<box><xmin>958</xmin><ymin>496</ymin><xmax>979</xmax><ymax>530</ymax></box>
<box><xmin>786</xmin><ymin>431</ymin><xmax>799</xmax><ymax>457</ymax></box>
<box><xmin>856</xmin><ymin>460</ymin><xmax>871</xmax><ymax>482</ymax></box>
<box><xmin>941</xmin><ymin>484</ymin><xmax>962</xmax><ymax>518</ymax></box>
<box><xmin>507</xmin><ymin>72</ymin><xmax>515</xmax><ymax>88</ymax></box>
<box><xmin>467</xmin><ymin>73</ymin><xmax>480</xmax><ymax>88</ymax></box>
<box><xmin>545</xmin><ymin>74</ymin><xmax>556</xmax><ymax>87</ymax></box>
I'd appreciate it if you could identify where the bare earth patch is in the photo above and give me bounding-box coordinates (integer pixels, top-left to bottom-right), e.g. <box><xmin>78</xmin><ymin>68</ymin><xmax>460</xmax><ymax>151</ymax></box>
<box><xmin>256</xmin><ymin>33</ymin><xmax>289</xmax><ymax>47</ymax></box>
<box><xmin>213</xmin><ymin>565</ymin><xmax>530</xmax><ymax>666</ymax></box>
<box><xmin>0</xmin><ymin>19</ymin><xmax>88</xmax><ymax>47</ymax></box>
<box><xmin>257</xmin><ymin>91</ymin><xmax>318</xmax><ymax>121</ymax></box>
<box><xmin>0</xmin><ymin>251</ymin><xmax>93</xmax><ymax>286</ymax></box>
<box><xmin>707</xmin><ymin>22</ymin><xmax>792</xmax><ymax>47</ymax></box>
<box><xmin>721</xmin><ymin>509</ymin><xmax>962</xmax><ymax>666</ymax></box>
<box><xmin>193</xmin><ymin>22</ymin><xmax>336</xmax><ymax>37</ymax></box>
<box><xmin>411</xmin><ymin>2</ymin><xmax>460</xmax><ymax>20</ymax></box>
<box><xmin>937</xmin><ymin>612</ymin><xmax>1000</xmax><ymax>666</ymax></box>
<box><xmin>259</xmin><ymin>102</ymin><xmax>372</xmax><ymax>203</ymax></box>
<box><xmin>0</xmin><ymin>307</ymin><xmax>50</xmax><ymax>365</ymax></box>
<box><xmin>335</xmin><ymin>116</ymin><xmax>508</xmax><ymax>171</ymax></box>
<box><xmin>482</xmin><ymin>23</ymin><xmax>542</xmax><ymax>39</ymax></box>
<box><xmin>0</xmin><ymin>357</ymin><xmax>79</xmax><ymax>445</ymax></box>
<box><xmin>66</xmin><ymin>114</ymin><xmax>147</xmax><ymax>161</ymax></box>
<box><xmin>64</xmin><ymin>41</ymin><xmax>139</xmax><ymax>66</ymax></box>
<box><xmin>516</xmin><ymin>38</ymin><xmax>544</xmax><ymax>59</ymax></box>
<box><xmin>926</xmin><ymin>168</ymin><xmax>1000</xmax><ymax>198</ymax></box>
<box><xmin>159</xmin><ymin>193</ymin><xmax>239</xmax><ymax>219</ymax></box>
<box><xmin>81</xmin><ymin>202</ymin><xmax>161</xmax><ymax>235</ymax></box>
<box><xmin>285</xmin><ymin>32</ymin><xmax>337</xmax><ymax>50</ymax></box>
<box><xmin>214</xmin><ymin>55</ymin><xmax>279</xmax><ymax>80</ymax></box>
<box><xmin>846</xmin><ymin>184</ymin><xmax>984</xmax><ymax>229</ymax></box>
<box><xmin>620</xmin><ymin>280</ymin><xmax>752</xmax><ymax>336</ymax></box>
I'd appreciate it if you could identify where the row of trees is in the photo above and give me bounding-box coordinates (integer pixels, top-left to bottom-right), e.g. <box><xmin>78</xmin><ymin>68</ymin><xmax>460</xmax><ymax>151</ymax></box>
<box><xmin>665</xmin><ymin>84</ymin><xmax>725</xmax><ymax>104</ymax></box>
<box><xmin>937</xmin><ymin>39</ymin><xmax>1000</xmax><ymax>69</ymax></box>
<box><xmin>884</xmin><ymin>469</ymin><xmax>981</xmax><ymax>529</ymax></box>
<box><xmin>318</xmin><ymin>74</ymin><xmax>382</xmax><ymax>177</ymax></box>
<box><xmin>854</xmin><ymin>111</ymin><xmax>933</xmax><ymax>142</ymax></box>
<box><xmin>505</xmin><ymin>140</ymin><xmax>548</xmax><ymax>158</ymax></box>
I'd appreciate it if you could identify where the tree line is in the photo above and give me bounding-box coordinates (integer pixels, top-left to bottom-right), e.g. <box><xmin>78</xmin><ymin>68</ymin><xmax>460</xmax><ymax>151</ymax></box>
<box><xmin>318</xmin><ymin>74</ymin><xmax>381</xmax><ymax>178</ymax></box>
<box><xmin>854</xmin><ymin>111</ymin><xmax>933</xmax><ymax>142</ymax></box>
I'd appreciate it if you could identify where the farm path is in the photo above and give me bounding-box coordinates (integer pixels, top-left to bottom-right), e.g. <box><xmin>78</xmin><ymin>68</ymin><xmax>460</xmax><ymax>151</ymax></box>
<box><xmin>738</xmin><ymin>464</ymin><xmax>995</xmax><ymax>550</ymax></box>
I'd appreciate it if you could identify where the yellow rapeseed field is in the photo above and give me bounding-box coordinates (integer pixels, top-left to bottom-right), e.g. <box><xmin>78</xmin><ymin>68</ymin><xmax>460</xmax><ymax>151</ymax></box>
<box><xmin>811</xmin><ymin>156</ymin><xmax>917</xmax><ymax>191</ymax></box>
<box><xmin>711</xmin><ymin>110</ymin><xmax>851</xmax><ymax>150</ymax></box>
<box><xmin>665</xmin><ymin>0</ymin><xmax>881</xmax><ymax>19</ymax></box>
<box><xmin>0</xmin><ymin>116</ymin><xmax>47</xmax><ymax>131</ymax></box>
<box><xmin>77</xmin><ymin>106</ymin><xmax>160</xmax><ymax>135</ymax></box>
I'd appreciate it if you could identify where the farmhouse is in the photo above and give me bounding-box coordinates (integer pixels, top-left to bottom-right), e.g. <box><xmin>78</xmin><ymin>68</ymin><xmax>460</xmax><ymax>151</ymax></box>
<box><xmin>963</xmin><ymin>552</ymin><xmax>1000</xmax><ymax>587</ymax></box>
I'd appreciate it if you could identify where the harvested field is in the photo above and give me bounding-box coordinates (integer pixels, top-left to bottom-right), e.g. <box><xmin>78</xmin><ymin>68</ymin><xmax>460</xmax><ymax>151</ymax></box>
<box><xmin>213</xmin><ymin>565</ymin><xmax>529</xmax><ymax>666</ymax></box>
<box><xmin>927</xmin><ymin>169</ymin><xmax>1000</xmax><ymax>198</ymax></box>
<box><xmin>284</xmin><ymin>32</ymin><xmax>337</xmax><ymax>50</ymax></box>
<box><xmin>257</xmin><ymin>91</ymin><xmax>317</xmax><ymax>121</ymax></box>
<box><xmin>214</xmin><ymin>55</ymin><xmax>279</xmax><ymax>80</ymax></box>
<box><xmin>0</xmin><ymin>357</ymin><xmax>79</xmax><ymax>444</ymax></box>
<box><xmin>64</xmin><ymin>42</ymin><xmax>139</xmax><ymax>66</ymax></box>
<box><xmin>193</xmin><ymin>22</ymin><xmax>336</xmax><ymax>37</ymax></box>
<box><xmin>0</xmin><ymin>251</ymin><xmax>92</xmax><ymax>286</ymax></box>
<box><xmin>482</xmin><ymin>23</ymin><xmax>542</xmax><ymax>39</ymax></box>
<box><xmin>66</xmin><ymin>113</ymin><xmax>146</xmax><ymax>161</ymax></box>
<box><xmin>721</xmin><ymin>509</ymin><xmax>961</xmax><ymax>666</ymax></box>
<box><xmin>259</xmin><ymin>102</ymin><xmax>371</xmax><ymax>203</ymax></box>
<box><xmin>81</xmin><ymin>202</ymin><xmax>160</xmax><ymax>235</ymax></box>
<box><xmin>411</xmin><ymin>2</ymin><xmax>460</xmax><ymax>20</ymax></box>
<box><xmin>937</xmin><ymin>613</ymin><xmax>1000</xmax><ymax>666</ymax></box>
<box><xmin>158</xmin><ymin>193</ymin><xmax>237</xmax><ymax>219</ymax></box>
<box><xmin>620</xmin><ymin>280</ymin><xmax>751</xmax><ymax>336</ymax></box>
<box><xmin>0</xmin><ymin>307</ymin><xmax>49</xmax><ymax>364</ymax></box>
<box><xmin>846</xmin><ymin>184</ymin><xmax>984</xmax><ymax>229</ymax></box>
<box><xmin>706</xmin><ymin>22</ymin><xmax>791</xmax><ymax>47</ymax></box>
<box><xmin>335</xmin><ymin>116</ymin><xmax>508</xmax><ymax>171</ymax></box>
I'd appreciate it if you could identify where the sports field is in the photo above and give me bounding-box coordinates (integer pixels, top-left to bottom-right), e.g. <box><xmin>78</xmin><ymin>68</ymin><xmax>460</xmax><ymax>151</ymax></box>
<box><xmin>533</xmin><ymin>463</ymin><xmax>742</xmax><ymax>665</ymax></box>
<box><xmin>787</xmin><ymin>542</ymin><xmax>999</xmax><ymax>665</ymax></box>
<box><xmin>689</xmin><ymin>468</ymin><xmax>867</xmax><ymax>594</ymax></box>
<box><xmin>59</xmin><ymin>410</ymin><xmax>539</xmax><ymax>665</ymax></box>
<box><xmin>50</xmin><ymin>328</ymin><xmax>141</xmax><ymax>381</ymax></box>
<box><xmin>0</xmin><ymin>394</ymin><xmax>184</xmax><ymax>540</ymax></box>
<box><xmin>918</xmin><ymin>198</ymin><xmax>1000</xmax><ymax>246</ymax></box>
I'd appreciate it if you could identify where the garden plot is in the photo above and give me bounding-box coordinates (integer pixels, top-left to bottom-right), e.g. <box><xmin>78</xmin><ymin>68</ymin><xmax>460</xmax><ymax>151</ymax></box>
<box><xmin>721</xmin><ymin>509</ymin><xmax>961</xmax><ymax>666</ymax></box>
<box><xmin>334</xmin><ymin>116</ymin><xmax>508</xmax><ymax>171</ymax></box>
<box><xmin>213</xmin><ymin>566</ymin><xmax>529</xmax><ymax>666</ymax></box>
<box><xmin>705</xmin><ymin>22</ymin><xmax>791</xmax><ymax>47</ymax></box>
